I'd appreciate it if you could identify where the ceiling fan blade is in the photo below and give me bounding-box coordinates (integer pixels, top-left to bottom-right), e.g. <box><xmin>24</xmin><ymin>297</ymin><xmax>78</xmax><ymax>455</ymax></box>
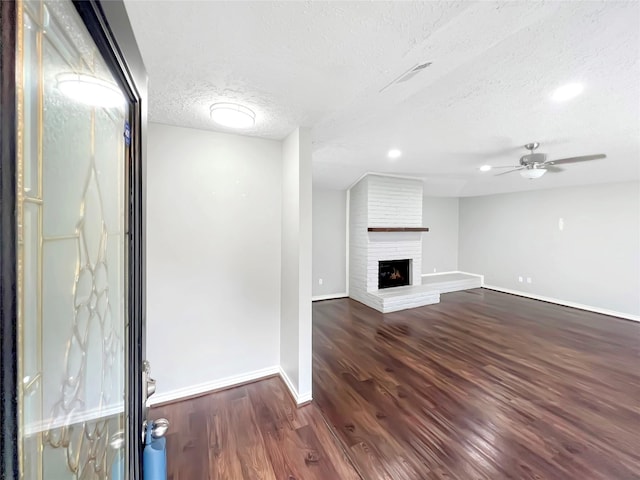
<box><xmin>491</xmin><ymin>165</ymin><xmax>521</xmax><ymax>169</ymax></box>
<box><xmin>545</xmin><ymin>165</ymin><xmax>564</xmax><ymax>173</ymax></box>
<box><xmin>546</xmin><ymin>154</ymin><xmax>606</xmax><ymax>165</ymax></box>
<box><xmin>495</xmin><ymin>167</ymin><xmax>524</xmax><ymax>176</ymax></box>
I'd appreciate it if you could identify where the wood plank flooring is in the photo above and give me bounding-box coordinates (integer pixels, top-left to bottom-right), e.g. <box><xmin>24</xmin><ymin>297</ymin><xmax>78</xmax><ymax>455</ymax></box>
<box><xmin>150</xmin><ymin>376</ymin><xmax>361</xmax><ymax>480</ymax></box>
<box><xmin>313</xmin><ymin>289</ymin><xmax>640</xmax><ymax>480</ymax></box>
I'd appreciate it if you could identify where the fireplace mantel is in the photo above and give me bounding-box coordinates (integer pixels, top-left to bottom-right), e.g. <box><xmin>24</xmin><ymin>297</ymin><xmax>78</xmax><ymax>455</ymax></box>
<box><xmin>368</xmin><ymin>227</ymin><xmax>429</xmax><ymax>232</ymax></box>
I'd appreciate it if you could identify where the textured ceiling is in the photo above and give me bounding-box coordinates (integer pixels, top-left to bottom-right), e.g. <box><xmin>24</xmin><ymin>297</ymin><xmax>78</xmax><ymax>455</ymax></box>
<box><xmin>124</xmin><ymin>1</ymin><xmax>640</xmax><ymax>196</ymax></box>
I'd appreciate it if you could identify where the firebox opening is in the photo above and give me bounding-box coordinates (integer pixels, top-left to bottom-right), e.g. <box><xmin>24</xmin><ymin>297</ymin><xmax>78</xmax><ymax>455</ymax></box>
<box><xmin>378</xmin><ymin>259</ymin><xmax>411</xmax><ymax>289</ymax></box>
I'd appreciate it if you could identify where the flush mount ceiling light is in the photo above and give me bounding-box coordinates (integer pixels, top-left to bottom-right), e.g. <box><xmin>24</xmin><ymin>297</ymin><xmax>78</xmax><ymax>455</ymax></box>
<box><xmin>57</xmin><ymin>73</ymin><xmax>125</xmax><ymax>108</ymax></box>
<box><xmin>520</xmin><ymin>167</ymin><xmax>546</xmax><ymax>179</ymax></box>
<box><xmin>479</xmin><ymin>165</ymin><xmax>492</xmax><ymax>172</ymax></box>
<box><xmin>210</xmin><ymin>102</ymin><xmax>256</xmax><ymax>129</ymax></box>
<box><xmin>387</xmin><ymin>149</ymin><xmax>402</xmax><ymax>159</ymax></box>
<box><xmin>551</xmin><ymin>82</ymin><xmax>584</xmax><ymax>102</ymax></box>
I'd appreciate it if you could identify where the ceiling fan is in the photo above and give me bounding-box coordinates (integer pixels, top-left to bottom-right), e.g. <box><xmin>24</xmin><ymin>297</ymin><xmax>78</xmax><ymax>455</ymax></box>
<box><xmin>490</xmin><ymin>142</ymin><xmax>606</xmax><ymax>179</ymax></box>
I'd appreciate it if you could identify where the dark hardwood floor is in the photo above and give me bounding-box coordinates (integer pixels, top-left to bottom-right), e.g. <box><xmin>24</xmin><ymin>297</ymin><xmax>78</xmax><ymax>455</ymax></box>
<box><xmin>151</xmin><ymin>376</ymin><xmax>361</xmax><ymax>480</ymax></box>
<box><xmin>313</xmin><ymin>289</ymin><xmax>640</xmax><ymax>480</ymax></box>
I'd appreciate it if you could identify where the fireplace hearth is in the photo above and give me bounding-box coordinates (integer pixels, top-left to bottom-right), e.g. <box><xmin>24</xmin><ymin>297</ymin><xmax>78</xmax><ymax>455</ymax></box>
<box><xmin>378</xmin><ymin>259</ymin><xmax>411</xmax><ymax>289</ymax></box>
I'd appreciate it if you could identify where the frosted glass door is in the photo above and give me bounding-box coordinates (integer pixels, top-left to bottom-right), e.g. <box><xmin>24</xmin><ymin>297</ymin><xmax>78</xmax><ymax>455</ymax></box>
<box><xmin>18</xmin><ymin>0</ymin><xmax>130</xmax><ymax>478</ymax></box>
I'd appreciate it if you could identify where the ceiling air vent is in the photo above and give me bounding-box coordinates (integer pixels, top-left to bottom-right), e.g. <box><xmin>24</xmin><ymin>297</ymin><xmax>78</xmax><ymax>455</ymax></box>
<box><xmin>380</xmin><ymin>62</ymin><xmax>432</xmax><ymax>92</ymax></box>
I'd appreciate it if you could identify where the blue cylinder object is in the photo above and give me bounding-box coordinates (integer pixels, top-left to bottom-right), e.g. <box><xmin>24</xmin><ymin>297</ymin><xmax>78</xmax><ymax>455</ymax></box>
<box><xmin>111</xmin><ymin>451</ymin><xmax>124</xmax><ymax>480</ymax></box>
<box><xmin>143</xmin><ymin>422</ymin><xmax>167</xmax><ymax>480</ymax></box>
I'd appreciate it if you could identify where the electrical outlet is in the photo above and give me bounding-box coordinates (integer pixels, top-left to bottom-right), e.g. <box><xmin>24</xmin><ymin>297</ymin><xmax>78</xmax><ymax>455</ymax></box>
<box><xmin>518</xmin><ymin>276</ymin><xmax>523</xmax><ymax>283</ymax></box>
<box><xmin>526</xmin><ymin>277</ymin><xmax>532</xmax><ymax>284</ymax></box>
<box><xmin>559</xmin><ymin>217</ymin><xmax>564</xmax><ymax>231</ymax></box>
<box><xmin>318</xmin><ymin>278</ymin><xmax>323</xmax><ymax>285</ymax></box>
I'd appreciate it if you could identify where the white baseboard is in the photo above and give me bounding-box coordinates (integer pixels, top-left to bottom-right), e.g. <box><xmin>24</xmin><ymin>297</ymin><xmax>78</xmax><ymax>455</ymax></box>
<box><xmin>297</xmin><ymin>392</ymin><xmax>313</xmax><ymax>404</ymax></box>
<box><xmin>279</xmin><ymin>366</ymin><xmax>313</xmax><ymax>405</ymax></box>
<box><xmin>421</xmin><ymin>270</ymin><xmax>485</xmax><ymax>285</ymax></box>
<box><xmin>312</xmin><ymin>292</ymin><xmax>348</xmax><ymax>302</ymax></box>
<box><xmin>483</xmin><ymin>285</ymin><xmax>640</xmax><ymax>322</ymax></box>
<box><xmin>147</xmin><ymin>364</ymin><xmax>313</xmax><ymax>407</ymax></box>
<box><xmin>147</xmin><ymin>365</ymin><xmax>280</xmax><ymax>406</ymax></box>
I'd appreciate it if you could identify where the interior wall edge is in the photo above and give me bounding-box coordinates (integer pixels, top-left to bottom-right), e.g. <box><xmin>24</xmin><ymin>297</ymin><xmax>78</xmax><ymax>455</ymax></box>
<box><xmin>279</xmin><ymin>366</ymin><xmax>313</xmax><ymax>406</ymax></box>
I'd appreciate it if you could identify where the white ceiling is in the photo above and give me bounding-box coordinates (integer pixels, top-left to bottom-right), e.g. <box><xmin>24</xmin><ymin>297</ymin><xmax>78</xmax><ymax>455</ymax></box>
<box><xmin>124</xmin><ymin>1</ymin><xmax>640</xmax><ymax>196</ymax></box>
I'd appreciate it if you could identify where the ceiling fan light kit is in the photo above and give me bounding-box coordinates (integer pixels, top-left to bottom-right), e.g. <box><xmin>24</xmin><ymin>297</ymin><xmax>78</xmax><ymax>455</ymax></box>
<box><xmin>487</xmin><ymin>142</ymin><xmax>606</xmax><ymax>180</ymax></box>
<box><xmin>520</xmin><ymin>168</ymin><xmax>546</xmax><ymax>179</ymax></box>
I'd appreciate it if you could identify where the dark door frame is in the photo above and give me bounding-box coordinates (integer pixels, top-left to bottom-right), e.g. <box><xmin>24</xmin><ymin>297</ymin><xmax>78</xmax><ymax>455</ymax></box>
<box><xmin>0</xmin><ymin>1</ymin><xmax>147</xmax><ymax>478</ymax></box>
<box><xmin>0</xmin><ymin>1</ymin><xmax>19</xmax><ymax>478</ymax></box>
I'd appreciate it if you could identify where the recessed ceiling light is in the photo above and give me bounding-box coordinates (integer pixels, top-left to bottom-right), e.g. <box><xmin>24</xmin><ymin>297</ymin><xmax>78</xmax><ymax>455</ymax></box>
<box><xmin>551</xmin><ymin>83</ymin><xmax>584</xmax><ymax>102</ymax></box>
<box><xmin>210</xmin><ymin>102</ymin><xmax>256</xmax><ymax>128</ymax></box>
<box><xmin>479</xmin><ymin>165</ymin><xmax>492</xmax><ymax>172</ymax></box>
<box><xmin>56</xmin><ymin>73</ymin><xmax>125</xmax><ymax>108</ymax></box>
<box><xmin>387</xmin><ymin>149</ymin><xmax>402</xmax><ymax>159</ymax></box>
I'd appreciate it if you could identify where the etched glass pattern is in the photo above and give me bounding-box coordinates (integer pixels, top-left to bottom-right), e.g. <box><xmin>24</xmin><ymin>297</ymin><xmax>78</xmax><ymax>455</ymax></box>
<box><xmin>18</xmin><ymin>0</ymin><xmax>129</xmax><ymax>478</ymax></box>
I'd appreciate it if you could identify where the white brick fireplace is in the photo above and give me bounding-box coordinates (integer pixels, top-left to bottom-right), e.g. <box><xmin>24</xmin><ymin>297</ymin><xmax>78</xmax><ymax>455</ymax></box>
<box><xmin>349</xmin><ymin>174</ymin><xmax>440</xmax><ymax>312</ymax></box>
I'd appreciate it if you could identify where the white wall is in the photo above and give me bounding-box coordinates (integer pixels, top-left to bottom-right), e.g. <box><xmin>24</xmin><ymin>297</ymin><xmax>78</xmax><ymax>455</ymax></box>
<box><xmin>146</xmin><ymin>123</ymin><xmax>282</xmax><ymax>399</ymax></box>
<box><xmin>348</xmin><ymin>177</ymin><xmax>368</xmax><ymax>303</ymax></box>
<box><xmin>459</xmin><ymin>181</ymin><xmax>640</xmax><ymax>317</ymax></box>
<box><xmin>312</xmin><ymin>189</ymin><xmax>347</xmax><ymax>298</ymax></box>
<box><xmin>280</xmin><ymin>128</ymin><xmax>313</xmax><ymax>403</ymax></box>
<box><xmin>422</xmin><ymin>196</ymin><xmax>459</xmax><ymax>274</ymax></box>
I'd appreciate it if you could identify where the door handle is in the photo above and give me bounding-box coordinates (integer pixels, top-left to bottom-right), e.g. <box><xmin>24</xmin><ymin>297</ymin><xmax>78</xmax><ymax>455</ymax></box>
<box><xmin>142</xmin><ymin>360</ymin><xmax>156</xmax><ymax>422</ymax></box>
<box><xmin>146</xmin><ymin>377</ymin><xmax>156</xmax><ymax>398</ymax></box>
